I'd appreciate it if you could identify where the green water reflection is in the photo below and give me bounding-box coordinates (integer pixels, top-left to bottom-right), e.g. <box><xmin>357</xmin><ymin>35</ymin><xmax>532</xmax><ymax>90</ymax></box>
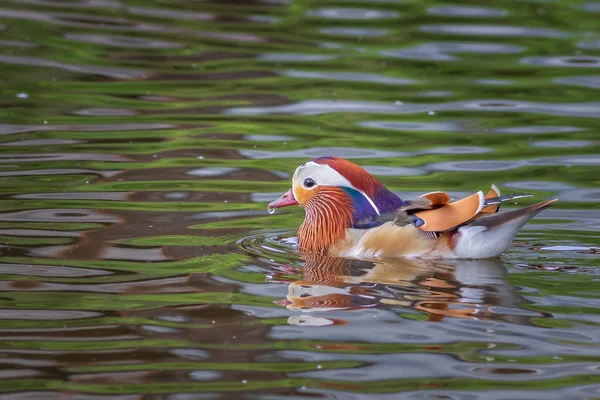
<box><xmin>0</xmin><ymin>0</ymin><xmax>599</xmax><ymax>398</ymax></box>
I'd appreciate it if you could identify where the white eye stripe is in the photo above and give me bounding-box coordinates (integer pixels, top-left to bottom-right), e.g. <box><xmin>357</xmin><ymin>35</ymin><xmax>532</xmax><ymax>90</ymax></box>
<box><xmin>293</xmin><ymin>161</ymin><xmax>380</xmax><ymax>215</ymax></box>
<box><xmin>359</xmin><ymin>190</ymin><xmax>380</xmax><ymax>215</ymax></box>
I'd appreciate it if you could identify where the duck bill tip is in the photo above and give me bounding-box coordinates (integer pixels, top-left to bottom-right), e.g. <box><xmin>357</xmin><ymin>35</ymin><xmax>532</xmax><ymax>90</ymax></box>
<box><xmin>268</xmin><ymin>188</ymin><xmax>299</xmax><ymax>209</ymax></box>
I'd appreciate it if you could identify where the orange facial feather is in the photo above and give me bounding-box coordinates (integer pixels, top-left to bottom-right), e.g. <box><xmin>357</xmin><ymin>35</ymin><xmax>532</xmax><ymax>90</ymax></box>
<box><xmin>298</xmin><ymin>187</ymin><xmax>354</xmax><ymax>254</ymax></box>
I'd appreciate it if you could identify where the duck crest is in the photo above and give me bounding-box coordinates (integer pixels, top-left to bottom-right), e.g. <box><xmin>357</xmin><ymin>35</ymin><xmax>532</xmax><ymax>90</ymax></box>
<box><xmin>313</xmin><ymin>156</ymin><xmax>405</xmax><ymax>219</ymax></box>
<box><xmin>298</xmin><ymin>187</ymin><xmax>354</xmax><ymax>254</ymax></box>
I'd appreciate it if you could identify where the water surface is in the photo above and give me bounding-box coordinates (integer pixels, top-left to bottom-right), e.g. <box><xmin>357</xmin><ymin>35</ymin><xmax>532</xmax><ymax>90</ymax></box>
<box><xmin>0</xmin><ymin>0</ymin><xmax>599</xmax><ymax>399</ymax></box>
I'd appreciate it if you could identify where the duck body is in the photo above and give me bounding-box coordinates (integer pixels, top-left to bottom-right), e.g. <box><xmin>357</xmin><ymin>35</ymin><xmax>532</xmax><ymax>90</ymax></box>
<box><xmin>269</xmin><ymin>157</ymin><xmax>556</xmax><ymax>260</ymax></box>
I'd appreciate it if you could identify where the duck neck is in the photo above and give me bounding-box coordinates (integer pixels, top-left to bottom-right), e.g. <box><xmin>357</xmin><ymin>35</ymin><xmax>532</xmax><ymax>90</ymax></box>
<box><xmin>298</xmin><ymin>190</ymin><xmax>354</xmax><ymax>254</ymax></box>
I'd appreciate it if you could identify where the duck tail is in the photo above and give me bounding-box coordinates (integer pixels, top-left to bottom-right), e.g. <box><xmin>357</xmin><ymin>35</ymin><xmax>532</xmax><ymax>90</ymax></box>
<box><xmin>451</xmin><ymin>199</ymin><xmax>557</xmax><ymax>258</ymax></box>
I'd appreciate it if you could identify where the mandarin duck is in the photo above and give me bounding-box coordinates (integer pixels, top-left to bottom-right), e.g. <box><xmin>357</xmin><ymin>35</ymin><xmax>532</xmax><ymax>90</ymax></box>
<box><xmin>268</xmin><ymin>157</ymin><xmax>557</xmax><ymax>259</ymax></box>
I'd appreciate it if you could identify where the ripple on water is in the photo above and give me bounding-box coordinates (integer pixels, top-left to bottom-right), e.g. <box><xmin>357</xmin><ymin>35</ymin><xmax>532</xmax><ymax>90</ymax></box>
<box><xmin>0</xmin><ymin>152</ymin><xmax>124</xmax><ymax>162</ymax></box>
<box><xmin>240</xmin><ymin>147</ymin><xmax>409</xmax><ymax>159</ymax></box>
<box><xmin>420</xmin><ymin>146</ymin><xmax>493</xmax><ymax>155</ymax></box>
<box><xmin>0</xmin><ymin>208</ymin><xmax>120</xmax><ymax>223</ymax></box>
<box><xmin>555</xmin><ymin>76</ymin><xmax>600</xmax><ymax>89</ymax></box>
<box><xmin>531</xmin><ymin>155</ymin><xmax>600</xmax><ymax>166</ymax></box>
<box><xmin>503</xmin><ymin>181</ymin><xmax>575</xmax><ymax>191</ymax></box>
<box><xmin>186</xmin><ymin>167</ymin><xmax>240</xmax><ymax>177</ymax></box>
<box><xmin>554</xmin><ymin>189</ymin><xmax>600</xmax><ymax>202</ymax></box>
<box><xmin>282</xmin><ymin>71</ymin><xmax>414</xmax><ymax>84</ymax></box>
<box><xmin>64</xmin><ymin>33</ymin><xmax>185</xmax><ymax>48</ymax></box>
<box><xmin>70</xmin><ymin>108</ymin><xmax>138</xmax><ymax>116</ymax></box>
<box><xmin>307</xmin><ymin>8</ymin><xmax>400</xmax><ymax>20</ymax></box>
<box><xmin>0</xmin><ymin>123</ymin><xmax>174</xmax><ymax>135</ymax></box>
<box><xmin>226</xmin><ymin>99</ymin><xmax>600</xmax><ymax>118</ymax></box>
<box><xmin>429</xmin><ymin>160</ymin><xmax>526</xmax><ymax>172</ymax></box>
<box><xmin>125</xmin><ymin>6</ymin><xmax>214</xmax><ymax>21</ymax></box>
<box><xmin>0</xmin><ymin>309</ymin><xmax>102</xmax><ymax>320</ymax></box>
<box><xmin>0</xmin><ymin>263</ymin><xmax>113</xmax><ymax>277</ymax></box>
<box><xmin>0</xmin><ymin>55</ymin><xmax>149</xmax><ymax>80</ymax></box>
<box><xmin>381</xmin><ymin>42</ymin><xmax>524</xmax><ymax>62</ymax></box>
<box><xmin>430</xmin><ymin>155</ymin><xmax>600</xmax><ymax>172</ymax></box>
<box><xmin>363</xmin><ymin>166</ymin><xmax>429</xmax><ymax>177</ymax></box>
<box><xmin>427</xmin><ymin>5</ymin><xmax>508</xmax><ymax>17</ymax></box>
<box><xmin>241</xmin><ymin>145</ymin><xmax>491</xmax><ymax>161</ymax></box>
<box><xmin>10</xmin><ymin>0</ymin><xmax>122</xmax><ymax>8</ymax></box>
<box><xmin>530</xmin><ymin>140</ymin><xmax>594</xmax><ymax>148</ymax></box>
<box><xmin>522</xmin><ymin>56</ymin><xmax>600</xmax><ymax>67</ymax></box>
<box><xmin>0</xmin><ymin>39</ymin><xmax>37</xmax><ymax>47</ymax></box>
<box><xmin>420</xmin><ymin>24</ymin><xmax>570</xmax><ymax>38</ymax></box>
<box><xmin>245</xmin><ymin>134</ymin><xmax>295</xmax><ymax>141</ymax></box>
<box><xmin>493</xmin><ymin>126</ymin><xmax>584</xmax><ymax>134</ymax></box>
<box><xmin>577</xmin><ymin>39</ymin><xmax>600</xmax><ymax>50</ymax></box>
<box><xmin>13</xmin><ymin>192</ymin><xmax>130</xmax><ymax>200</ymax></box>
<box><xmin>259</xmin><ymin>53</ymin><xmax>338</xmax><ymax>62</ymax></box>
<box><xmin>0</xmin><ymin>8</ymin><xmax>141</xmax><ymax>30</ymax></box>
<box><xmin>359</xmin><ymin>120</ymin><xmax>468</xmax><ymax>132</ymax></box>
<box><xmin>319</xmin><ymin>27</ymin><xmax>390</xmax><ymax>37</ymax></box>
<box><xmin>4</xmin><ymin>139</ymin><xmax>82</xmax><ymax>146</ymax></box>
<box><xmin>473</xmin><ymin>79</ymin><xmax>512</xmax><ymax>86</ymax></box>
<box><xmin>581</xmin><ymin>2</ymin><xmax>600</xmax><ymax>12</ymax></box>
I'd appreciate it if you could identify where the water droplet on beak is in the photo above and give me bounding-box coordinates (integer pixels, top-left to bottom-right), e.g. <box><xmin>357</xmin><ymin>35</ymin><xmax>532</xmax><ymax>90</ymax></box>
<box><xmin>267</xmin><ymin>207</ymin><xmax>276</xmax><ymax>215</ymax></box>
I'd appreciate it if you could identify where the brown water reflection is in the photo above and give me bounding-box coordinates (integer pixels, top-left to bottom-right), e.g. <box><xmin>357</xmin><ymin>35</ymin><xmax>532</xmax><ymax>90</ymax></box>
<box><xmin>274</xmin><ymin>255</ymin><xmax>542</xmax><ymax>325</ymax></box>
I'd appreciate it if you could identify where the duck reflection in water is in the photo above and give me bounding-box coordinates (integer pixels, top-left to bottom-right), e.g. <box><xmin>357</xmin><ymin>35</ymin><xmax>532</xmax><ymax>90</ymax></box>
<box><xmin>271</xmin><ymin>254</ymin><xmax>536</xmax><ymax>326</ymax></box>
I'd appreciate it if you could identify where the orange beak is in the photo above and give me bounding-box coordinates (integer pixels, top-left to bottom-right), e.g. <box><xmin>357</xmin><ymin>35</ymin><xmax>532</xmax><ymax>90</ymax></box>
<box><xmin>268</xmin><ymin>188</ymin><xmax>299</xmax><ymax>209</ymax></box>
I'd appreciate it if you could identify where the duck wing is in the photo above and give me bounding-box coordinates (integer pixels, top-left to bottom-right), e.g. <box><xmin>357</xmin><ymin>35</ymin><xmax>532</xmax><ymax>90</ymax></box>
<box><xmin>354</xmin><ymin>185</ymin><xmax>534</xmax><ymax>233</ymax></box>
<box><xmin>408</xmin><ymin>186</ymin><xmax>534</xmax><ymax>232</ymax></box>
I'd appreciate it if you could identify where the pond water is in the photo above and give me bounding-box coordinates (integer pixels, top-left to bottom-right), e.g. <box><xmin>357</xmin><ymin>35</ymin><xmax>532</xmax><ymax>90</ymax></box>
<box><xmin>1</xmin><ymin>0</ymin><xmax>599</xmax><ymax>399</ymax></box>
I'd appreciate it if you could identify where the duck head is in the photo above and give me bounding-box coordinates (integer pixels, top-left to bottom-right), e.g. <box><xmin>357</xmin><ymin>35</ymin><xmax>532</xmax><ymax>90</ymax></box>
<box><xmin>269</xmin><ymin>157</ymin><xmax>405</xmax><ymax>253</ymax></box>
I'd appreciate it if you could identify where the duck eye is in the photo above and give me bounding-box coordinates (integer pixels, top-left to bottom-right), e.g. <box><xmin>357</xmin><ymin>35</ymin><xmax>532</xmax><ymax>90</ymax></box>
<box><xmin>303</xmin><ymin>178</ymin><xmax>316</xmax><ymax>188</ymax></box>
